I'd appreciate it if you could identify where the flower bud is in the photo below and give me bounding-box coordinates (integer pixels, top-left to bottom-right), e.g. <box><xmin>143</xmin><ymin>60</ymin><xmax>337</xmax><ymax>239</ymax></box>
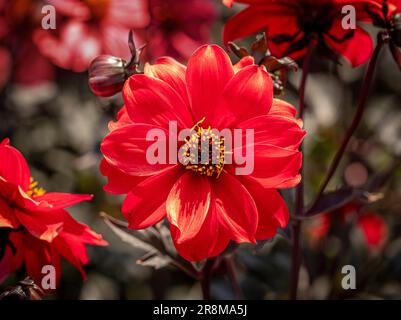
<box><xmin>88</xmin><ymin>55</ymin><xmax>128</xmax><ymax>97</ymax></box>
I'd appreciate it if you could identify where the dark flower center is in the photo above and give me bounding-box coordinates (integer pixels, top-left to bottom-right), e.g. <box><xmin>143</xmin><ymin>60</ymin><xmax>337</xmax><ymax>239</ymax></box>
<box><xmin>151</xmin><ymin>1</ymin><xmax>177</xmax><ymax>32</ymax></box>
<box><xmin>180</xmin><ymin>118</ymin><xmax>225</xmax><ymax>178</ymax></box>
<box><xmin>298</xmin><ymin>4</ymin><xmax>335</xmax><ymax>35</ymax></box>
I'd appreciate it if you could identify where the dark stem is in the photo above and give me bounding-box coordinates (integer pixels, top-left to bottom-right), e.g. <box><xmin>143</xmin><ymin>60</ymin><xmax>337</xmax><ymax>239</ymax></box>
<box><xmin>289</xmin><ymin>38</ymin><xmax>316</xmax><ymax>300</ymax></box>
<box><xmin>224</xmin><ymin>256</ymin><xmax>242</xmax><ymax>299</ymax></box>
<box><xmin>310</xmin><ymin>33</ymin><xmax>386</xmax><ymax>211</ymax></box>
<box><xmin>200</xmin><ymin>258</ymin><xmax>215</xmax><ymax>300</ymax></box>
<box><xmin>290</xmin><ymin>219</ymin><xmax>302</xmax><ymax>299</ymax></box>
<box><xmin>200</xmin><ymin>276</ymin><xmax>210</xmax><ymax>300</ymax></box>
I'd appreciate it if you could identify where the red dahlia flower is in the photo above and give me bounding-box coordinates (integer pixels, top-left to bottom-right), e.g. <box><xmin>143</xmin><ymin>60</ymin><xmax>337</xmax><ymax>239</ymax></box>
<box><xmin>139</xmin><ymin>0</ymin><xmax>217</xmax><ymax>62</ymax></box>
<box><xmin>0</xmin><ymin>139</ymin><xmax>107</xmax><ymax>285</ymax></box>
<box><xmin>358</xmin><ymin>0</ymin><xmax>401</xmax><ymax>66</ymax></box>
<box><xmin>0</xmin><ymin>0</ymin><xmax>55</xmax><ymax>86</ymax></box>
<box><xmin>223</xmin><ymin>0</ymin><xmax>374</xmax><ymax>67</ymax></box>
<box><xmin>33</xmin><ymin>0</ymin><xmax>150</xmax><ymax>72</ymax></box>
<box><xmin>100</xmin><ymin>45</ymin><xmax>305</xmax><ymax>261</ymax></box>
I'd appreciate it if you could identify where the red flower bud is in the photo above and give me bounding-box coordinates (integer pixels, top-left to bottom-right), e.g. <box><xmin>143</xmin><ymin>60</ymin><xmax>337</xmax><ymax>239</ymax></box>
<box><xmin>88</xmin><ymin>55</ymin><xmax>128</xmax><ymax>97</ymax></box>
<box><xmin>88</xmin><ymin>31</ymin><xmax>145</xmax><ymax>97</ymax></box>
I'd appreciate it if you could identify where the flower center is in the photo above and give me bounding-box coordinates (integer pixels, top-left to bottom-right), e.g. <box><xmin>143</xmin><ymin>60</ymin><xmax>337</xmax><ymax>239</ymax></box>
<box><xmin>180</xmin><ymin>118</ymin><xmax>225</xmax><ymax>178</ymax></box>
<box><xmin>84</xmin><ymin>0</ymin><xmax>110</xmax><ymax>21</ymax></box>
<box><xmin>27</xmin><ymin>177</ymin><xmax>46</xmax><ymax>197</ymax></box>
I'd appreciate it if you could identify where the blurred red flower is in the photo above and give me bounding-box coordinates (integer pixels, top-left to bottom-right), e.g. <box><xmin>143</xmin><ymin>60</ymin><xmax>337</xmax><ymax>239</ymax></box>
<box><xmin>100</xmin><ymin>45</ymin><xmax>305</xmax><ymax>261</ymax></box>
<box><xmin>357</xmin><ymin>213</ymin><xmax>388</xmax><ymax>251</ymax></box>
<box><xmin>223</xmin><ymin>0</ymin><xmax>373</xmax><ymax>67</ymax></box>
<box><xmin>0</xmin><ymin>139</ymin><xmax>107</xmax><ymax>286</ymax></box>
<box><xmin>33</xmin><ymin>0</ymin><xmax>150</xmax><ymax>72</ymax></box>
<box><xmin>359</xmin><ymin>0</ymin><xmax>401</xmax><ymax>66</ymax></box>
<box><xmin>359</xmin><ymin>0</ymin><xmax>401</xmax><ymax>23</ymax></box>
<box><xmin>139</xmin><ymin>0</ymin><xmax>217</xmax><ymax>62</ymax></box>
<box><xmin>308</xmin><ymin>203</ymin><xmax>388</xmax><ymax>252</ymax></box>
<box><xmin>0</xmin><ymin>0</ymin><xmax>55</xmax><ymax>87</ymax></box>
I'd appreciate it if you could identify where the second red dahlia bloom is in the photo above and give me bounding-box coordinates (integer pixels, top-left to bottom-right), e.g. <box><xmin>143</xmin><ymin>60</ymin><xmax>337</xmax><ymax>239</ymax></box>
<box><xmin>0</xmin><ymin>139</ymin><xmax>107</xmax><ymax>285</ymax></box>
<box><xmin>100</xmin><ymin>45</ymin><xmax>305</xmax><ymax>261</ymax></box>
<box><xmin>223</xmin><ymin>0</ymin><xmax>374</xmax><ymax>67</ymax></box>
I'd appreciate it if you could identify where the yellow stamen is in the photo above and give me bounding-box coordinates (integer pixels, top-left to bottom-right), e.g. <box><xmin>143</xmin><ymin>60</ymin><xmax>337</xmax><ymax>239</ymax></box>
<box><xmin>181</xmin><ymin>118</ymin><xmax>225</xmax><ymax>178</ymax></box>
<box><xmin>27</xmin><ymin>177</ymin><xmax>46</xmax><ymax>197</ymax></box>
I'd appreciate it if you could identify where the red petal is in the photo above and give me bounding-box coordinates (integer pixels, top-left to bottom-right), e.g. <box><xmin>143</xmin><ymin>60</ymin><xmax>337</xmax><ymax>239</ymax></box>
<box><xmin>171</xmin><ymin>200</ymin><xmax>230</xmax><ymax>261</ymax></box>
<box><xmin>324</xmin><ymin>24</ymin><xmax>373</xmax><ymax>67</ymax></box>
<box><xmin>61</xmin><ymin>211</ymin><xmax>107</xmax><ymax>246</ymax></box>
<box><xmin>144</xmin><ymin>57</ymin><xmax>190</xmax><ymax>106</ymax></box>
<box><xmin>0</xmin><ymin>232</ymin><xmax>24</xmax><ymax>283</ymax></box>
<box><xmin>262</xmin><ymin>12</ymin><xmax>303</xmax><ymax>60</ymax></box>
<box><xmin>0</xmin><ymin>197</ymin><xmax>19</xmax><ymax>228</ymax></box>
<box><xmin>223</xmin><ymin>6</ymin><xmax>270</xmax><ymax>44</ymax></box>
<box><xmin>15</xmin><ymin>209</ymin><xmax>65</xmax><ymax>242</ymax></box>
<box><xmin>0</xmin><ymin>139</ymin><xmax>30</xmax><ymax>191</ymax></box>
<box><xmin>233</xmin><ymin>56</ymin><xmax>255</xmax><ymax>73</ymax></box>
<box><xmin>241</xmin><ymin>177</ymin><xmax>289</xmax><ymax>239</ymax></box>
<box><xmin>0</xmin><ymin>178</ymin><xmax>20</xmax><ymax>203</ymax></box>
<box><xmin>32</xmin><ymin>193</ymin><xmax>93</xmax><ymax>210</ymax></box>
<box><xmin>53</xmin><ymin>233</ymin><xmax>88</xmax><ymax>279</ymax></box>
<box><xmin>100</xmin><ymin>159</ymin><xmax>144</xmax><ymax>195</ymax></box>
<box><xmin>123</xmin><ymin>166</ymin><xmax>183</xmax><ymax>229</ymax></box>
<box><xmin>101</xmin><ymin>124</ymin><xmax>172</xmax><ymax>176</ymax></box>
<box><xmin>237</xmin><ymin>114</ymin><xmax>305</xmax><ymax>150</ymax></box>
<box><xmin>223</xmin><ymin>5</ymin><xmax>298</xmax><ymax>59</ymax></box>
<box><xmin>232</xmin><ymin>145</ymin><xmax>302</xmax><ymax>189</ymax></box>
<box><xmin>213</xmin><ymin>172</ymin><xmax>258</xmax><ymax>244</ymax></box>
<box><xmin>218</xmin><ymin>65</ymin><xmax>273</xmax><ymax>126</ymax></box>
<box><xmin>167</xmin><ymin>172</ymin><xmax>211</xmax><ymax>243</ymax></box>
<box><xmin>108</xmin><ymin>106</ymin><xmax>132</xmax><ymax>132</ymax></box>
<box><xmin>123</xmin><ymin>74</ymin><xmax>193</xmax><ymax>130</ymax></box>
<box><xmin>23</xmin><ymin>232</ymin><xmax>62</xmax><ymax>287</ymax></box>
<box><xmin>186</xmin><ymin>45</ymin><xmax>234</xmax><ymax>126</ymax></box>
<box><xmin>269</xmin><ymin>99</ymin><xmax>298</xmax><ymax>119</ymax></box>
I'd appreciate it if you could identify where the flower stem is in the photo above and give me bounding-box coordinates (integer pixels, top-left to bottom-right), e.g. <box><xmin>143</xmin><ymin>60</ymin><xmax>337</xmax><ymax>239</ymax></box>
<box><xmin>200</xmin><ymin>275</ymin><xmax>210</xmax><ymax>300</ymax></box>
<box><xmin>200</xmin><ymin>258</ymin><xmax>215</xmax><ymax>300</ymax></box>
<box><xmin>224</xmin><ymin>256</ymin><xmax>242</xmax><ymax>299</ymax></box>
<box><xmin>289</xmin><ymin>218</ymin><xmax>302</xmax><ymax>299</ymax></box>
<box><xmin>310</xmin><ymin>33</ymin><xmax>386</xmax><ymax>211</ymax></box>
<box><xmin>290</xmin><ymin>38</ymin><xmax>316</xmax><ymax>300</ymax></box>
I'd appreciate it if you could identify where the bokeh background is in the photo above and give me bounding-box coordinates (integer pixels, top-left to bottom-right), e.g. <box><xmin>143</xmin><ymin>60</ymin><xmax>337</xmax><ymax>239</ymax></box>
<box><xmin>0</xmin><ymin>0</ymin><xmax>400</xmax><ymax>299</ymax></box>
